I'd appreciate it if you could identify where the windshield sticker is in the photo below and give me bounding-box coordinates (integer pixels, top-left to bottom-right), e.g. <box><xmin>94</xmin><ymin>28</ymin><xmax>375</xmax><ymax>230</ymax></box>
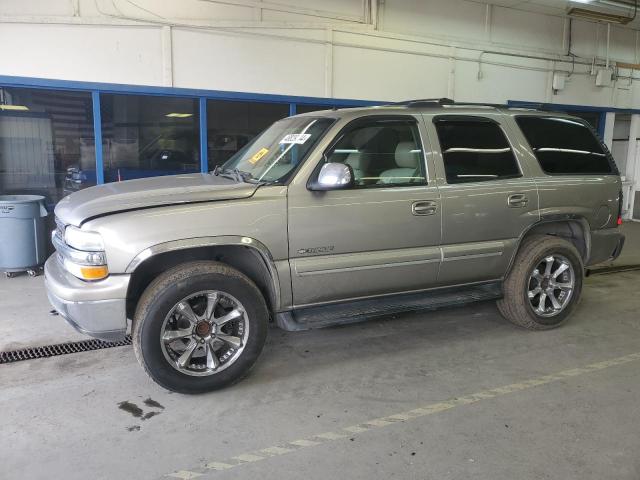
<box><xmin>280</xmin><ymin>133</ymin><xmax>311</xmax><ymax>145</ymax></box>
<box><xmin>249</xmin><ymin>147</ymin><xmax>269</xmax><ymax>164</ymax></box>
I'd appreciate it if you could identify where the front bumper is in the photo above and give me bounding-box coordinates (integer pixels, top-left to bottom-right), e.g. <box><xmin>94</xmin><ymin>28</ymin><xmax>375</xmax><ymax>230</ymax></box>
<box><xmin>44</xmin><ymin>255</ymin><xmax>130</xmax><ymax>342</ymax></box>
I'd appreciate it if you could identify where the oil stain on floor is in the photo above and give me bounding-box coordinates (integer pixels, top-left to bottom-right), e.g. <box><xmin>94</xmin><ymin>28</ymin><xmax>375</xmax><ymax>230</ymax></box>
<box><xmin>118</xmin><ymin>401</ymin><xmax>143</xmax><ymax>418</ymax></box>
<box><xmin>119</xmin><ymin>398</ymin><xmax>165</xmax><ymax>430</ymax></box>
<box><xmin>143</xmin><ymin>398</ymin><xmax>164</xmax><ymax>409</ymax></box>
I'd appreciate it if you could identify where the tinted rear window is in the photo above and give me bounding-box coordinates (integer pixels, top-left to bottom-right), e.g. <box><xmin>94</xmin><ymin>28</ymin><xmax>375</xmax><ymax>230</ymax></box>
<box><xmin>516</xmin><ymin>116</ymin><xmax>615</xmax><ymax>175</ymax></box>
<box><xmin>434</xmin><ymin>120</ymin><xmax>521</xmax><ymax>184</ymax></box>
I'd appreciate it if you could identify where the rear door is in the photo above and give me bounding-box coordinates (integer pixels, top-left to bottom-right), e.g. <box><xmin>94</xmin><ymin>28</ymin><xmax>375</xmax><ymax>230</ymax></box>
<box><xmin>287</xmin><ymin>115</ymin><xmax>442</xmax><ymax>307</ymax></box>
<box><xmin>425</xmin><ymin>113</ymin><xmax>539</xmax><ymax>285</ymax></box>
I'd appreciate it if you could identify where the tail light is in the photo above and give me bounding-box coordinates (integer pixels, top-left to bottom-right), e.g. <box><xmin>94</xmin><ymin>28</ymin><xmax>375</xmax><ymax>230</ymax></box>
<box><xmin>617</xmin><ymin>189</ymin><xmax>623</xmax><ymax>226</ymax></box>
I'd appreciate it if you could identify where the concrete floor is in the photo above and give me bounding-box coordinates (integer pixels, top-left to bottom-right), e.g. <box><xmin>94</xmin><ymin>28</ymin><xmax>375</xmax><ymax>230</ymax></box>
<box><xmin>2</xmin><ymin>266</ymin><xmax>640</xmax><ymax>480</ymax></box>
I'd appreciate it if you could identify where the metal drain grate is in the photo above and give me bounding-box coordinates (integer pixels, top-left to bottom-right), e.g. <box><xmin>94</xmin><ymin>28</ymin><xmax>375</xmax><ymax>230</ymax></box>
<box><xmin>0</xmin><ymin>335</ymin><xmax>132</xmax><ymax>364</ymax></box>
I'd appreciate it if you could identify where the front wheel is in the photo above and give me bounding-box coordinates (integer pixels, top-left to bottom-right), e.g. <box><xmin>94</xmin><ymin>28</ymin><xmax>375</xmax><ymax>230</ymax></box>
<box><xmin>133</xmin><ymin>261</ymin><xmax>268</xmax><ymax>393</ymax></box>
<box><xmin>497</xmin><ymin>235</ymin><xmax>584</xmax><ymax>330</ymax></box>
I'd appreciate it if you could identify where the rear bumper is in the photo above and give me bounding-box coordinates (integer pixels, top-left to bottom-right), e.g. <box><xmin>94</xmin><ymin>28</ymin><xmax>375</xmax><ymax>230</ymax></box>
<box><xmin>44</xmin><ymin>255</ymin><xmax>130</xmax><ymax>342</ymax></box>
<box><xmin>588</xmin><ymin>229</ymin><xmax>625</xmax><ymax>266</ymax></box>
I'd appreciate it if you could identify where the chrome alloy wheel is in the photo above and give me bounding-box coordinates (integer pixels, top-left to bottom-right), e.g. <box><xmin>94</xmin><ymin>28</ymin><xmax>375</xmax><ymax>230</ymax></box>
<box><xmin>160</xmin><ymin>290</ymin><xmax>249</xmax><ymax>376</ymax></box>
<box><xmin>527</xmin><ymin>254</ymin><xmax>575</xmax><ymax>318</ymax></box>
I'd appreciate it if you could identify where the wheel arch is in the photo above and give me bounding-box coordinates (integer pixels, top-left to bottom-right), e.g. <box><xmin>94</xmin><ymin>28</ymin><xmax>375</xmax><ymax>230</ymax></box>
<box><xmin>125</xmin><ymin>237</ymin><xmax>281</xmax><ymax>320</ymax></box>
<box><xmin>505</xmin><ymin>216</ymin><xmax>590</xmax><ymax>277</ymax></box>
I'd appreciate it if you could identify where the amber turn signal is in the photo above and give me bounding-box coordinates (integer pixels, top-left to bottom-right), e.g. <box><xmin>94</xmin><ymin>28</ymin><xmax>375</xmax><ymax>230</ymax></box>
<box><xmin>79</xmin><ymin>265</ymin><xmax>109</xmax><ymax>280</ymax></box>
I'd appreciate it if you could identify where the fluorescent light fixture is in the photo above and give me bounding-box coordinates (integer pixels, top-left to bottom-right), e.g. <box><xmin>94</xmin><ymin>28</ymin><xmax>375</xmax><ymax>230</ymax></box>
<box><xmin>165</xmin><ymin>113</ymin><xmax>193</xmax><ymax>118</ymax></box>
<box><xmin>0</xmin><ymin>105</ymin><xmax>29</xmax><ymax>111</ymax></box>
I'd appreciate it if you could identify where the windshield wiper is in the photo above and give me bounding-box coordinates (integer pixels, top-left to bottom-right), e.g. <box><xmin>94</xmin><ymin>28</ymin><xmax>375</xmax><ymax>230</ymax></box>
<box><xmin>217</xmin><ymin>167</ymin><xmax>259</xmax><ymax>184</ymax></box>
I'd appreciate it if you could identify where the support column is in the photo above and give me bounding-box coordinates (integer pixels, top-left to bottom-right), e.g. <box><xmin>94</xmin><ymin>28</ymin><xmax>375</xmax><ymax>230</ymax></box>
<box><xmin>603</xmin><ymin>111</ymin><xmax>615</xmax><ymax>151</ymax></box>
<box><xmin>161</xmin><ymin>26</ymin><xmax>173</xmax><ymax>87</ymax></box>
<box><xmin>447</xmin><ymin>47</ymin><xmax>456</xmax><ymax>100</ymax></box>
<box><xmin>626</xmin><ymin>114</ymin><xmax>640</xmax><ymax>220</ymax></box>
<box><xmin>91</xmin><ymin>91</ymin><xmax>104</xmax><ymax>185</ymax></box>
<box><xmin>199</xmin><ymin>98</ymin><xmax>208</xmax><ymax>173</ymax></box>
<box><xmin>324</xmin><ymin>28</ymin><xmax>333</xmax><ymax>98</ymax></box>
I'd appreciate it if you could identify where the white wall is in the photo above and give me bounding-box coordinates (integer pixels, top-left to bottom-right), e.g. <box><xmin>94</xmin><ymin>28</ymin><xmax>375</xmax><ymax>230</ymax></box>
<box><xmin>1</xmin><ymin>0</ymin><xmax>640</xmax><ymax>106</ymax></box>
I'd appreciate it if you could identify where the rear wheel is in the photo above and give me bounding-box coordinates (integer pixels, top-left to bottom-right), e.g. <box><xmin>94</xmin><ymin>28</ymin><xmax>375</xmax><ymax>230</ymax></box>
<box><xmin>497</xmin><ymin>235</ymin><xmax>584</xmax><ymax>330</ymax></box>
<box><xmin>133</xmin><ymin>261</ymin><xmax>268</xmax><ymax>393</ymax></box>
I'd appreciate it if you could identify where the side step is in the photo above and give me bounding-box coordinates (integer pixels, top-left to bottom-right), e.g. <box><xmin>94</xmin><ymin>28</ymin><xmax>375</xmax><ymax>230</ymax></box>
<box><xmin>275</xmin><ymin>282</ymin><xmax>502</xmax><ymax>331</ymax></box>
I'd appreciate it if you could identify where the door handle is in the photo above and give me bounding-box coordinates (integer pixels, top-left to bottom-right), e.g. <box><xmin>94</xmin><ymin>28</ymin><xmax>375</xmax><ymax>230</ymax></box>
<box><xmin>412</xmin><ymin>200</ymin><xmax>438</xmax><ymax>216</ymax></box>
<box><xmin>507</xmin><ymin>193</ymin><xmax>528</xmax><ymax>208</ymax></box>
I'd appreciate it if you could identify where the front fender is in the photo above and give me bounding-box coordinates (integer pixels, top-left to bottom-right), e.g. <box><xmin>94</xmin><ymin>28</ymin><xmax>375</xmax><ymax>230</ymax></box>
<box><xmin>125</xmin><ymin>235</ymin><xmax>283</xmax><ymax>311</ymax></box>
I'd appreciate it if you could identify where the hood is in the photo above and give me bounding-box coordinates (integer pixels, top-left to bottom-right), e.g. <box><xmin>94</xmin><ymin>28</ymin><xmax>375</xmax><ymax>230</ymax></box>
<box><xmin>55</xmin><ymin>173</ymin><xmax>258</xmax><ymax>226</ymax></box>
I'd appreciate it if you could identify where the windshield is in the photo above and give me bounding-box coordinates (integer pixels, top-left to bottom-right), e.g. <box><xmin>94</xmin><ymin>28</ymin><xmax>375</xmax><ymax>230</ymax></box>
<box><xmin>220</xmin><ymin>116</ymin><xmax>335</xmax><ymax>183</ymax></box>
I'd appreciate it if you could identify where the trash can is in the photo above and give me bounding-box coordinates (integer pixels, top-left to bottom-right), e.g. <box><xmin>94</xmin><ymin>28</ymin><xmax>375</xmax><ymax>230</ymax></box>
<box><xmin>0</xmin><ymin>195</ymin><xmax>49</xmax><ymax>277</ymax></box>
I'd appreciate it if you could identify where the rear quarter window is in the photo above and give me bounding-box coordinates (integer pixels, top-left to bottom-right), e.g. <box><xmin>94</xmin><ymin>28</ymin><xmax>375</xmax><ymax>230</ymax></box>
<box><xmin>516</xmin><ymin>116</ymin><xmax>617</xmax><ymax>175</ymax></box>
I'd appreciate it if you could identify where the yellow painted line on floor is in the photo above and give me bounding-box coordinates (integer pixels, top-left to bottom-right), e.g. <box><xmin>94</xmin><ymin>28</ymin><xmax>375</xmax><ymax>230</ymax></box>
<box><xmin>259</xmin><ymin>446</ymin><xmax>295</xmax><ymax>456</ymax></box>
<box><xmin>231</xmin><ymin>453</ymin><xmax>264</xmax><ymax>463</ymax></box>
<box><xmin>167</xmin><ymin>471</ymin><xmax>203</xmax><ymax>479</ymax></box>
<box><xmin>203</xmin><ymin>462</ymin><xmax>233</xmax><ymax>471</ymax></box>
<box><xmin>165</xmin><ymin>351</ymin><xmax>640</xmax><ymax>479</ymax></box>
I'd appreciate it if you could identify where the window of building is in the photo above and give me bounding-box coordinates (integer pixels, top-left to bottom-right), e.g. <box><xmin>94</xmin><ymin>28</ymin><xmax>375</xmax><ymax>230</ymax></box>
<box><xmin>207</xmin><ymin>100</ymin><xmax>289</xmax><ymax>169</ymax></box>
<box><xmin>516</xmin><ymin>116</ymin><xmax>615</xmax><ymax>175</ymax></box>
<box><xmin>0</xmin><ymin>87</ymin><xmax>95</xmax><ymax>204</ymax></box>
<box><xmin>100</xmin><ymin>94</ymin><xmax>200</xmax><ymax>182</ymax></box>
<box><xmin>325</xmin><ymin>118</ymin><xmax>426</xmax><ymax>187</ymax></box>
<box><xmin>434</xmin><ymin>119</ymin><xmax>520</xmax><ymax>184</ymax></box>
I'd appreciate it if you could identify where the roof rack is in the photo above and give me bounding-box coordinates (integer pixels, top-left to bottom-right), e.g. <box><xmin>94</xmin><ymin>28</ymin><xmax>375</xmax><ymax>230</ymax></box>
<box><xmin>391</xmin><ymin>98</ymin><xmax>456</xmax><ymax>107</ymax></box>
<box><xmin>388</xmin><ymin>99</ymin><xmax>540</xmax><ymax>110</ymax></box>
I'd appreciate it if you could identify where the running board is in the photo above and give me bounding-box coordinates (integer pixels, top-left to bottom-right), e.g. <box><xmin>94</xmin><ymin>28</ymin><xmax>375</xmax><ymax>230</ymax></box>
<box><xmin>275</xmin><ymin>282</ymin><xmax>503</xmax><ymax>331</ymax></box>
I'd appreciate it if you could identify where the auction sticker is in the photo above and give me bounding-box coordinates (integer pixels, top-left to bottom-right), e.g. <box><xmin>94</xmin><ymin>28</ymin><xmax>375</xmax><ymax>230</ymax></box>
<box><xmin>280</xmin><ymin>133</ymin><xmax>311</xmax><ymax>145</ymax></box>
<box><xmin>249</xmin><ymin>147</ymin><xmax>269</xmax><ymax>164</ymax></box>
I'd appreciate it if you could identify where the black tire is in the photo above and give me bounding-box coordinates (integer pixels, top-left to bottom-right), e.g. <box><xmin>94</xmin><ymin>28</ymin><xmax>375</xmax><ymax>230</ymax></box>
<box><xmin>497</xmin><ymin>235</ymin><xmax>584</xmax><ymax>330</ymax></box>
<box><xmin>133</xmin><ymin>261</ymin><xmax>268</xmax><ymax>394</ymax></box>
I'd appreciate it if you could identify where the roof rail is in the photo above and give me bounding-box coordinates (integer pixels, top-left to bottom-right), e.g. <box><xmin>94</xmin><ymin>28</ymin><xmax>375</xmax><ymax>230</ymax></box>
<box><xmin>389</xmin><ymin>99</ymin><xmax>518</xmax><ymax>109</ymax></box>
<box><xmin>384</xmin><ymin>99</ymin><xmax>548</xmax><ymax>111</ymax></box>
<box><xmin>391</xmin><ymin>98</ymin><xmax>455</xmax><ymax>107</ymax></box>
<box><xmin>506</xmin><ymin>102</ymin><xmax>563</xmax><ymax>112</ymax></box>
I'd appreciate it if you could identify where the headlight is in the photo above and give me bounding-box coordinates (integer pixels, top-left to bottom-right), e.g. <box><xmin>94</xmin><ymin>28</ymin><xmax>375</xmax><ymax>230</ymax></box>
<box><xmin>54</xmin><ymin>225</ymin><xmax>109</xmax><ymax>281</ymax></box>
<box><xmin>64</xmin><ymin>225</ymin><xmax>105</xmax><ymax>251</ymax></box>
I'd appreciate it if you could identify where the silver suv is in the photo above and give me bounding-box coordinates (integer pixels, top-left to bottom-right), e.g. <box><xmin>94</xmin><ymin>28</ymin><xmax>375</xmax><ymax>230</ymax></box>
<box><xmin>45</xmin><ymin>100</ymin><xmax>625</xmax><ymax>393</ymax></box>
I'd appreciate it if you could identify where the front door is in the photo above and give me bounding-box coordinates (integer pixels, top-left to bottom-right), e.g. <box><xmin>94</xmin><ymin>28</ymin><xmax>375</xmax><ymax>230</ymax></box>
<box><xmin>425</xmin><ymin>113</ymin><xmax>540</xmax><ymax>285</ymax></box>
<box><xmin>287</xmin><ymin>115</ymin><xmax>442</xmax><ymax>307</ymax></box>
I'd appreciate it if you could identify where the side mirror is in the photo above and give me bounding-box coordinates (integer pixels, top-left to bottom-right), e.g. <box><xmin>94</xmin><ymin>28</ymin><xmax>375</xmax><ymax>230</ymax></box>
<box><xmin>308</xmin><ymin>162</ymin><xmax>354</xmax><ymax>191</ymax></box>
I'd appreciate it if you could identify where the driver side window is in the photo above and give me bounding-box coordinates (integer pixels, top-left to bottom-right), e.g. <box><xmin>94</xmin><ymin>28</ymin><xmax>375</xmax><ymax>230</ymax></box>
<box><xmin>325</xmin><ymin>119</ymin><xmax>426</xmax><ymax>187</ymax></box>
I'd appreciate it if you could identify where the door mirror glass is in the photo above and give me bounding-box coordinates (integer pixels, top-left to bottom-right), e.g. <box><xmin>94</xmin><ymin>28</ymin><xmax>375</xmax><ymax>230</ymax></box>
<box><xmin>310</xmin><ymin>162</ymin><xmax>354</xmax><ymax>191</ymax></box>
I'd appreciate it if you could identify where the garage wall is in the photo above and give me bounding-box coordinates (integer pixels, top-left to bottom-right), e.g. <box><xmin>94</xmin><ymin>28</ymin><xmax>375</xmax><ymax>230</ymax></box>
<box><xmin>2</xmin><ymin>0</ymin><xmax>640</xmax><ymax>107</ymax></box>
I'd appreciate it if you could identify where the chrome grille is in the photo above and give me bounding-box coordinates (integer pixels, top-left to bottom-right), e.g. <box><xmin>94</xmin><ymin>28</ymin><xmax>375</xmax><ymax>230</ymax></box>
<box><xmin>54</xmin><ymin>217</ymin><xmax>65</xmax><ymax>243</ymax></box>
